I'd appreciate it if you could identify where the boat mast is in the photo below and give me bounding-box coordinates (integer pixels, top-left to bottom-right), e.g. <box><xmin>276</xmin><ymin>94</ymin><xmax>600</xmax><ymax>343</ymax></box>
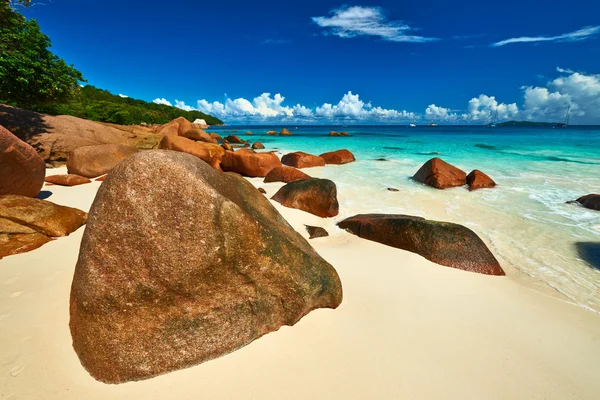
<box><xmin>564</xmin><ymin>105</ymin><xmax>571</xmax><ymax>126</ymax></box>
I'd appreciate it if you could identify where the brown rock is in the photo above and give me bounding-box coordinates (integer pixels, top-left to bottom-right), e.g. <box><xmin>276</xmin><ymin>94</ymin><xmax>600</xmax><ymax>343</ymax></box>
<box><xmin>387</xmin><ymin>188</ymin><xmax>399</xmax><ymax>192</ymax></box>
<box><xmin>281</xmin><ymin>152</ymin><xmax>326</xmax><ymax>169</ymax></box>
<box><xmin>209</xmin><ymin>132</ymin><xmax>222</xmax><ymax>141</ymax></box>
<box><xmin>0</xmin><ymin>125</ymin><xmax>46</xmax><ymax>197</ymax></box>
<box><xmin>221</xmin><ymin>150</ymin><xmax>281</xmax><ymax>177</ymax></box>
<box><xmin>258</xmin><ymin>187</ymin><xmax>267</xmax><ymax>194</ymax></box>
<box><xmin>0</xmin><ymin>223</ymin><xmax>52</xmax><ymax>259</ymax></box>
<box><xmin>0</xmin><ymin>104</ymin><xmax>162</xmax><ymax>166</ymax></box>
<box><xmin>95</xmin><ymin>175</ymin><xmax>107</xmax><ymax>182</ymax></box>
<box><xmin>69</xmin><ymin>150</ymin><xmax>342</xmax><ymax>383</ymax></box>
<box><xmin>252</xmin><ymin>142</ymin><xmax>265</xmax><ymax>150</ymax></box>
<box><xmin>45</xmin><ymin>174</ymin><xmax>91</xmax><ymax>187</ymax></box>
<box><xmin>466</xmin><ymin>170</ymin><xmax>496</xmax><ymax>191</ymax></box>
<box><xmin>67</xmin><ymin>144</ymin><xmax>139</xmax><ymax>178</ymax></box>
<box><xmin>224</xmin><ymin>135</ymin><xmax>245</xmax><ymax>144</ymax></box>
<box><xmin>280</xmin><ymin>128</ymin><xmax>292</xmax><ymax>136</ymax></box>
<box><xmin>319</xmin><ymin>149</ymin><xmax>356</xmax><ymax>165</ymax></box>
<box><xmin>181</xmin><ymin>128</ymin><xmax>217</xmax><ymax>144</ymax></box>
<box><xmin>575</xmin><ymin>194</ymin><xmax>600</xmax><ymax>211</ymax></box>
<box><xmin>305</xmin><ymin>225</ymin><xmax>329</xmax><ymax>239</ymax></box>
<box><xmin>264</xmin><ymin>166</ymin><xmax>311</xmax><ymax>184</ymax></box>
<box><xmin>266</xmin><ymin>130</ymin><xmax>277</xmax><ymax>136</ymax></box>
<box><xmin>328</xmin><ymin>131</ymin><xmax>349</xmax><ymax>137</ymax></box>
<box><xmin>338</xmin><ymin>214</ymin><xmax>504</xmax><ymax>276</ymax></box>
<box><xmin>413</xmin><ymin>158</ymin><xmax>466</xmax><ymax>189</ymax></box>
<box><xmin>154</xmin><ymin>117</ymin><xmax>193</xmax><ymax>137</ymax></box>
<box><xmin>271</xmin><ymin>178</ymin><xmax>339</xmax><ymax>218</ymax></box>
<box><xmin>245</xmin><ymin>131</ymin><xmax>253</xmax><ymax>135</ymax></box>
<box><xmin>158</xmin><ymin>135</ymin><xmax>225</xmax><ymax>170</ymax></box>
<box><xmin>0</xmin><ymin>195</ymin><xmax>87</xmax><ymax>237</ymax></box>
<box><xmin>221</xmin><ymin>143</ymin><xmax>233</xmax><ymax>151</ymax></box>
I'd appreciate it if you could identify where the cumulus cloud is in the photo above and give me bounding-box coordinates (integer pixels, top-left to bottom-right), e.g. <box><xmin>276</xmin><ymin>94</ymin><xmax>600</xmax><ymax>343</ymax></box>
<box><xmin>118</xmin><ymin>94</ymin><xmax>128</xmax><ymax>98</ymax></box>
<box><xmin>425</xmin><ymin>104</ymin><xmax>459</xmax><ymax>121</ymax></box>
<box><xmin>492</xmin><ymin>25</ymin><xmax>600</xmax><ymax>47</ymax></box>
<box><xmin>464</xmin><ymin>95</ymin><xmax>519</xmax><ymax>122</ymax></box>
<box><xmin>153</xmin><ymin>98</ymin><xmax>172</xmax><ymax>106</ymax></box>
<box><xmin>312</xmin><ymin>6</ymin><xmax>438</xmax><ymax>43</ymax></box>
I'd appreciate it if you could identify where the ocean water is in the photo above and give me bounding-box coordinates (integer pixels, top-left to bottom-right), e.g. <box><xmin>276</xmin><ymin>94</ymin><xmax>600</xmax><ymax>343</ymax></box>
<box><xmin>212</xmin><ymin>125</ymin><xmax>600</xmax><ymax>312</ymax></box>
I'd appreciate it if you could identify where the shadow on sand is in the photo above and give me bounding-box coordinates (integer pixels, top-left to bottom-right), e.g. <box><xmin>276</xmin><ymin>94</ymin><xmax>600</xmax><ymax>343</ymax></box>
<box><xmin>575</xmin><ymin>242</ymin><xmax>600</xmax><ymax>271</ymax></box>
<box><xmin>37</xmin><ymin>190</ymin><xmax>53</xmax><ymax>200</ymax></box>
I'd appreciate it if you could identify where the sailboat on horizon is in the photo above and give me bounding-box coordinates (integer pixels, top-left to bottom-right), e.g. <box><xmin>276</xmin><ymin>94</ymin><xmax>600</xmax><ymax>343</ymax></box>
<box><xmin>556</xmin><ymin>105</ymin><xmax>571</xmax><ymax>127</ymax></box>
<box><xmin>486</xmin><ymin>107</ymin><xmax>499</xmax><ymax>127</ymax></box>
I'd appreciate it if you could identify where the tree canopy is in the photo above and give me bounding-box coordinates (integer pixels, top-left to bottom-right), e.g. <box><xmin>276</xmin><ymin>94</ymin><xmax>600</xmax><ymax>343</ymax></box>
<box><xmin>0</xmin><ymin>1</ymin><xmax>84</xmax><ymax>107</ymax></box>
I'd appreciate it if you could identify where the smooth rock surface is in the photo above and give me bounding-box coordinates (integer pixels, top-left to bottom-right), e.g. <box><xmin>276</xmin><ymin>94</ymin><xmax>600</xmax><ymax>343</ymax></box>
<box><xmin>338</xmin><ymin>214</ymin><xmax>504</xmax><ymax>275</ymax></box>
<box><xmin>319</xmin><ymin>149</ymin><xmax>355</xmax><ymax>165</ymax></box>
<box><xmin>45</xmin><ymin>174</ymin><xmax>91</xmax><ymax>187</ymax></box>
<box><xmin>575</xmin><ymin>194</ymin><xmax>600</xmax><ymax>211</ymax></box>
<box><xmin>305</xmin><ymin>225</ymin><xmax>329</xmax><ymax>239</ymax></box>
<box><xmin>264</xmin><ymin>166</ymin><xmax>311</xmax><ymax>183</ymax></box>
<box><xmin>281</xmin><ymin>152</ymin><xmax>326</xmax><ymax>169</ymax></box>
<box><xmin>158</xmin><ymin>135</ymin><xmax>224</xmax><ymax>169</ymax></box>
<box><xmin>271</xmin><ymin>178</ymin><xmax>339</xmax><ymax>218</ymax></box>
<box><xmin>221</xmin><ymin>151</ymin><xmax>281</xmax><ymax>177</ymax></box>
<box><xmin>413</xmin><ymin>158</ymin><xmax>466</xmax><ymax>189</ymax></box>
<box><xmin>0</xmin><ymin>125</ymin><xmax>46</xmax><ymax>197</ymax></box>
<box><xmin>467</xmin><ymin>170</ymin><xmax>496</xmax><ymax>191</ymax></box>
<box><xmin>69</xmin><ymin>150</ymin><xmax>342</xmax><ymax>383</ymax></box>
<box><xmin>67</xmin><ymin>144</ymin><xmax>139</xmax><ymax>178</ymax></box>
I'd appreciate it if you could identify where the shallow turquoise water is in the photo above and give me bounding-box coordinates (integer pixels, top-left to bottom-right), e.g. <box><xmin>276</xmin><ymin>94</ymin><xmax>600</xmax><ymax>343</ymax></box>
<box><xmin>213</xmin><ymin>125</ymin><xmax>600</xmax><ymax>311</ymax></box>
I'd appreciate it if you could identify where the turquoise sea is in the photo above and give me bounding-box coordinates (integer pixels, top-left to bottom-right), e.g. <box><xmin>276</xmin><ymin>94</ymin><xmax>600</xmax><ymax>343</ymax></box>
<box><xmin>212</xmin><ymin>125</ymin><xmax>600</xmax><ymax>312</ymax></box>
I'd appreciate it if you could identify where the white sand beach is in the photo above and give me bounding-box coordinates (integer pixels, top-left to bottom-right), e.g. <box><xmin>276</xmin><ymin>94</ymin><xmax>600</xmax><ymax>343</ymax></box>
<box><xmin>1</xmin><ymin>166</ymin><xmax>600</xmax><ymax>399</ymax></box>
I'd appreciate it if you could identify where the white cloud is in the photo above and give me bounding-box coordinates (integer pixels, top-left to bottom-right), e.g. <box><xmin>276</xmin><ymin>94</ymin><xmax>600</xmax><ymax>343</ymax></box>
<box><xmin>492</xmin><ymin>26</ymin><xmax>600</xmax><ymax>47</ymax></box>
<box><xmin>153</xmin><ymin>98</ymin><xmax>172</xmax><ymax>106</ymax></box>
<box><xmin>464</xmin><ymin>95</ymin><xmax>519</xmax><ymax>122</ymax></box>
<box><xmin>312</xmin><ymin>6</ymin><xmax>438</xmax><ymax>43</ymax></box>
<box><xmin>425</xmin><ymin>104</ymin><xmax>459</xmax><ymax>121</ymax></box>
<box><xmin>174</xmin><ymin>100</ymin><xmax>194</xmax><ymax>111</ymax></box>
<box><xmin>118</xmin><ymin>94</ymin><xmax>128</xmax><ymax>98</ymax></box>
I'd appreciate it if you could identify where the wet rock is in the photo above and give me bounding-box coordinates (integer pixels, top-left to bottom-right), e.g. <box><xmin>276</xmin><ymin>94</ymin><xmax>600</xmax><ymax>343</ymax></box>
<box><xmin>575</xmin><ymin>194</ymin><xmax>600</xmax><ymax>211</ymax></box>
<box><xmin>338</xmin><ymin>214</ymin><xmax>504</xmax><ymax>275</ymax></box>
<box><xmin>0</xmin><ymin>125</ymin><xmax>45</xmax><ymax>197</ymax></box>
<box><xmin>69</xmin><ymin>150</ymin><xmax>342</xmax><ymax>383</ymax></box>
<box><xmin>305</xmin><ymin>225</ymin><xmax>329</xmax><ymax>239</ymax></box>
<box><xmin>413</xmin><ymin>158</ymin><xmax>466</xmax><ymax>189</ymax></box>
<box><xmin>264</xmin><ymin>166</ymin><xmax>311</xmax><ymax>184</ymax></box>
<box><xmin>221</xmin><ymin>150</ymin><xmax>281</xmax><ymax>177</ymax></box>
<box><xmin>387</xmin><ymin>188</ymin><xmax>399</xmax><ymax>192</ymax></box>
<box><xmin>45</xmin><ymin>174</ymin><xmax>91</xmax><ymax>187</ymax></box>
<box><xmin>245</xmin><ymin>131</ymin><xmax>253</xmax><ymax>135</ymax></box>
<box><xmin>67</xmin><ymin>144</ymin><xmax>139</xmax><ymax>178</ymax></box>
<box><xmin>271</xmin><ymin>178</ymin><xmax>339</xmax><ymax>218</ymax></box>
<box><xmin>467</xmin><ymin>170</ymin><xmax>496</xmax><ymax>191</ymax></box>
<box><xmin>319</xmin><ymin>149</ymin><xmax>355</xmax><ymax>165</ymax></box>
<box><xmin>266</xmin><ymin>130</ymin><xmax>277</xmax><ymax>136</ymax></box>
<box><xmin>328</xmin><ymin>131</ymin><xmax>349</xmax><ymax>137</ymax></box>
<box><xmin>252</xmin><ymin>142</ymin><xmax>265</xmax><ymax>150</ymax></box>
<box><xmin>281</xmin><ymin>152</ymin><xmax>326</xmax><ymax>169</ymax></box>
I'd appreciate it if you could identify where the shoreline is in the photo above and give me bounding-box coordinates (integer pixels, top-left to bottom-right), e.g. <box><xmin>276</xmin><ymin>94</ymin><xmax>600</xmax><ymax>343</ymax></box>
<box><xmin>1</xmin><ymin>166</ymin><xmax>599</xmax><ymax>398</ymax></box>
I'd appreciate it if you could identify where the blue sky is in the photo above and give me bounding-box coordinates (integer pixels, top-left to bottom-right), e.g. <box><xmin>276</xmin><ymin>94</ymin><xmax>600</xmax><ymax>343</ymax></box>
<box><xmin>20</xmin><ymin>0</ymin><xmax>600</xmax><ymax>124</ymax></box>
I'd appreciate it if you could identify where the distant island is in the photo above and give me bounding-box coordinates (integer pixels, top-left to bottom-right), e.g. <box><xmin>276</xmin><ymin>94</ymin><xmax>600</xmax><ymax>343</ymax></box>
<box><xmin>495</xmin><ymin>120</ymin><xmax>567</xmax><ymax>127</ymax></box>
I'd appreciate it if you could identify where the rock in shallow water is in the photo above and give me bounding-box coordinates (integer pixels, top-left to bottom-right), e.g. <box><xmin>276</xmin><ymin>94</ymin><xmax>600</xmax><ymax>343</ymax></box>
<box><xmin>69</xmin><ymin>150</ymin><xmax>342</xmax><ymax>383</ymax></box>
<box><xmin>413</xmin><ymin>158</ymin><xmax>466</xmax><ymax>189</ymax></box>
<box><xmin>319</xmin><ymin>149</ymin><xmax>355</xmax><ymax>165</ymax></box>
<box><xmin>271</xmin><ymin>178</ymin><xmax>339</xmax><ymax>218</ymax></box>
<box><xmin>466</xmin><ymin>170</ymin><xmax>496</xmax><ymax>191</ymax></box>
<box><xmin>337</xmin><ymin>214</ymin><xmax>504</xmax><ymax>276</ymax></box>
<box><xmin>575</xmin><ymin>194</ymin><xmax>600</xmax><ymax>211</ymax></box>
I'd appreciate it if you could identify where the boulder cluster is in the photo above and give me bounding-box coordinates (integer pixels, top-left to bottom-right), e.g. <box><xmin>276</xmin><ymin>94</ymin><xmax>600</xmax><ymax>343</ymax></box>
<box><xmin>413</xmin><ymin>157</ymin><xmax>496</xmax><ymax>191</ymax></box>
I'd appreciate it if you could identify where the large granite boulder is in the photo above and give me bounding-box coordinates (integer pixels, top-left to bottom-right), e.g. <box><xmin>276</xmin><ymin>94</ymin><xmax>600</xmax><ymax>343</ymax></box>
<box><xmin>319</xmin><ymin>149</ymin><xmax>355</xmax><ymax>165</ymax></box>
<box><xmin>266</xmin><ymin>130</ymin><xmax>277</xmax><ymax>136</ymax></box>
<box><xmin>252</xmin><ymin>142</ymin><xmax>265</xmax><ymax>150</ymax></box>
<box><xmin>67</xmin><ymin>144</ymin><xmax>139</xmax><ymax>178</ymax></box>
<box><xmin>45</xmin><ymin>174</ymin><xmax>91</xmax><ymax>187</ymax></box>
<box><xmin>224</xmin><ymin>135</ymin><xmax>245</xmax><ymax>144</ymax></box>
<box><xmin>158</xmin><ymin>135</ymin><xmax>224</xmax><ymax>170</ymax></box>
<box><xmin>0</xmin><ymin>104</ymin><xmax>162</xmax><ymax>166</ymax></box>
<box><xmin>328</xmin><ymin>131</ymin><xmax>349</xmax><ymax>137</ymax></box>
<box><xmin>0</xmin><ymin>195</ymin><xmax>87</xmax><ymax>258</ymax></box>
<box><xmin>575</xmin><ymin>194</ymin><xmax>600</xmax><ymax>211</ymax></box>
<box><xmin>0</xmin><ymin>125</ymin><xmax>45</xmax><ymax>197</ymax></box>
<box><xmin>466</xmin><ymin>170</ymin><xmax>496</xmax><ymax>191</ymax></box>
<box><xmin>281</xmin><ymin>152</ymin><xmax>326</xmax><ymax>169</ymax></box>
<box><xmin>181</xmin><ymin>128</ymin><xmax>217</xmax><ymax>144</ymax></box>
<box><xmin>338</xmin><ymin>214</ymin><xmax>504</xmax><ymax>275</ymax></box>
<box><xmin>264</xmin><ymin>166</ymin><xmax>311</xmax><ymax>183</ymax></box>
<box><xmin>280</xmin><ymin>128</ymin><xmax>292</xmax><ymax>136</ymax></box>
<box><xmin>154</xmin><ymin>117</ymin><xmax>193</xmax><ymax>137</ymax></box>
<box><xmin>413</xmin><ymin>158</ymin><xmax>466</xmax><ymax>189</ymax></box>
<box><xmin>221</xmin><ymin>150</ymin><xmax>281</xmax><ymax>177</ymax></box>
<box><xmin>69</xmin><ymin>150</ymin><xmax>342</xmax><ymax>383</ymax></box>
<box><xmin>271</xmin><ymin>178</ymin><xmax>339</xmax><ymax>218</ymax></box>
<box><xmin>209</xmin><ymin>132</ymin><xmax>222</xmax><ymax>141</ymax></box>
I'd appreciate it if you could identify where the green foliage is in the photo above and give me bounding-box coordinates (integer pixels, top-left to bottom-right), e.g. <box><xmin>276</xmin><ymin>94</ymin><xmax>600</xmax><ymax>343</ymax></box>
<box><xmin>0</xmin><ymin>2</ymin><xmax>85</xmax><ymax>107</ymax></box>
<box><xmin>34</xmin><ymin>85</ymin><xmax>224</xmax><ymax>125</ymax></box>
